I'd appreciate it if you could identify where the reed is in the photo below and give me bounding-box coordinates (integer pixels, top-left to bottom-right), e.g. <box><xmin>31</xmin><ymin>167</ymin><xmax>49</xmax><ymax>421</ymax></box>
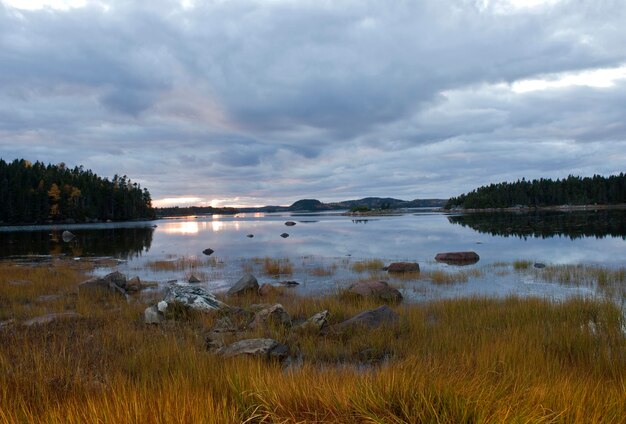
<box><xmin>1</xmin><ymin>261</ymin><xmax>625</xmax><ymax>423</ymax></box>
<box><xmin>351</xmin><ymin>259</ymin><xmax>385</xmax><ymax>273</ymax></box>
<box><xmin>261</xmin><ymin>258</ymin><xmax>293</xmax><ymax>277</ymax></box>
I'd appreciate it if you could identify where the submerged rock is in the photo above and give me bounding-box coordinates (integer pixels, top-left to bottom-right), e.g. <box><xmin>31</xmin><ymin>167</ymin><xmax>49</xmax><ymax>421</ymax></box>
<box><xmin>347</xmin><ymin>281</ymin><xmax>403</xmax><ymax>303</ymax></box>
<box><xmin>280</xmin><ymin>233</ymin><xmax>290</xmax><ymax>238</ymax></box>
<box><xmin>278</xmin><ymin>280</ymin><xmax>299</xmax><ymax>287</ymax></box>
<box><xmin>284</xmin><ymin>221</ymin><xmax>296</xmax><ymax>226</ymax></box>
<box><xmin>246</xmin><ymin>234</ymin><xmax>254</xmax><ymax>238</ymax></box>
<box><xmin>434</xmin><ymin>251</ymin><xmax>480</xmax><ymax>265</ymax></box>
<box><xmin>202</xmin><ymin>248</ymin><xmax>215</xmax><ymax>256</ymax></box>
<box><xmin>385</xmin><ymin>262</ymin><xmax>419</xmax><ymax>273</ymax></box>
<box><xmin>533</xmin><ymin>263</ymin><xmax>546</xmax><ymax>269</ymax></box>
<box><xmin>227</xmin><ymin>274</ymin><xmax>259</xmax><ymax>296</ymax></box>
<box><xmin>61</xmin><ymin>230</ymin><xmax>75</xmax><ymax>242</ymax></box>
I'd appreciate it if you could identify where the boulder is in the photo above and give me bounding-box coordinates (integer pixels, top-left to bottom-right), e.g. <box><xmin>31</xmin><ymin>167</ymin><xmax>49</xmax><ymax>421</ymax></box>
<box><xmin>217</xmin><ymin>338</ymin><xmax>290</xmax><ymax>361</ymax></box>
<box><xmin>78</xmin><ymin>277</ymin><xmax>127</xmax><ymax>298</ymax></box>
<box><xmin>280</xmin><ymin>233</ymin><xmax>290</xmax><ymax>238</ymax></box>
<box><xmin>385</xmin><ymin>262</ymin><xmax>419</xmax><ymax>273</ymax></box>
<box><xmin>435</xmin><ymin>251</ymin><xmax>480</xmax><ymax>265</ymax></box>
<box><xmin>144</xmin><ymin>305</ymin><xmax>165</xmax><ymax>324</ymax></box>
<box><xmin>103</xmin><ymin>271</ymin><xmax>127</xmax><ymax>289</ymax></box>
<box><xmin>227</xmin><ymin>274</ymin><xmax>259</xmax><ymax>296</ymax></box>
<box><xmin>163</xmin><ymin>285</ymin><xmax>227</xmax><ymax>311</ymax></box>
<box><xmin>61</xmin><ymin>230</ymin><xmax>75</xmax><ymax>242</ymax></box>
<box><xmin>23</xmin><ymin>312</ymin><xmax>82</xmax><ymax>327</ymax></box>
<box><xmin>126</xmin><ymin>276</ymin><xmax>142</xmax><ymax>293</ymax></box>
<box><xmin>202</xmin><ymin>248</ymin><xmax>215</xmax><ymax>256</ymax></box>
<box><xmin>258</xmin><ymin>283</ymin><xmax>284</xmax><ymax>297</ymax></box>
<box><xmin>296</xmin><ymin>310</ymin><xmax>329</xmax><ymax>333</ymax></box>
<box><xmin>332</xmin><ymin>305</ymin><xmax>399</xmax><ymax>331</ymax></box>
<box><xmin>284</xmin><ymin>221</ymin><xmax>296</xmax><ymax>226</ymax></box>
<box><xmin>188</xmin><ymin>274</ymin><xmax>201</xmax><ymax>283</ymax></box>
<box><xmin>347</xmin><ymin>281</ymin><xmax>403</xmax><ymax>303</ymax></box>
<box><xmin>249</xmin><ymin>304</ymin><xmax>291</xmax><ymax>329</ymax></box>
<box><xmin>533</xmin><ymin>262</ymin><xmax>546</xmax><ymax>269</ymax></box>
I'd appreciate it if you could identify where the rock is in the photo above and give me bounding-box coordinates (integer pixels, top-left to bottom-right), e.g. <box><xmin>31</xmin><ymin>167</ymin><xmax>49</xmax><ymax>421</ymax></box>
<box><xmin>188</xmin><ymin>274</ymin><xmax>201</xmax><ymax>283</ymax></box>
<box><xmin>280</xmin><ymin>233</ymin><xmax>289</xmax><ymax>238</ymax></box>
<box><xmin>217</xmin><ymin>338</ymin><xmax>290</xmax><ymax>361</ymax></box>
<box><xmin>258</xmin><ymin>283</ymin><xmax>284</xmax><ymax>297</ymax></box>
<box><xmin>284</xmin><ymin>221</ymin><xmax>296</xmax><ymax>226</ymax></box>
<box><xmin>385</xmin><ymin>262</ymin><xmax>419</xmax><ymax>273</ymax></box>
<box><xmin>210</xmin><ymin>316</ymin><xmax>239</xmax><ymax>334</ymax></box>
<box><xmin>202</xmin><ymin>248</ymin><xmax>214</xmax><ymax>256</ymax></box>
<box><xmin>23</xmin><ymin>312</ymin><xmax>82</xmax><ymax>327</ymax></box>
<box><xmin>144</xmin><ymin>305</ymin><xmax>165</xmax><ymax>324</ymax></box>
<box><xmin>278</xmin><ymin>280</ymin><xmax>299</xmax><ymax>287</ymax></box>
<box><xmin>163</xmin><ymin>285</ymin><xmax>228</xmax><ymax>311</ymax></box>
<box><xmin>126</xmin><ymin>276</ymin><xmax>142</xmax><ymax>293</ymax></box>
<box><xmin>103</xmin><ymin>271</ymin><xmax>127</xmax><ymax>289</ymax></box>
<box><xmin>533</xmin><ymin>262</ymin><xmax>546</xmax><ymax>269</ymax></box>
<box><xmin>347</xmin><ymin>281</ymin><xmax>403</xmax><ymax>303</ymax></box>
<box><xmin>296</xmin><ymin>310</ymin><xmax>329</xmax><ymax>333</ymax></box>
<box><xmin>434</xmin><ymin>251</ymin><xmax>480</xmax><ymax>265</ymax></box>
<box><xmin>227</xmin><ymin>274</ymin><xmax>259</xmax><ymax>296</ymax></box>
<box><xmin>61</xmin><ymin>230</ymin><xmax>75</xmax><ymax>242</ymax></box>
<box><xmin>78</xmin><ymin>277</ymin><xmax>127</xmax><ymax>298</ymax></box>
<box><xmin>246</xmin><ymin>234</ymin><xmax>254</xmax><ymax>238</ymax></box>
<box><xmin>332</xmin><ymin>305</ymin><xmax>399</xmax><ymax>331</ymax></box>
<box><xmin>35</xmin><ymin>294</ymin><xmax>62</xmax><ymax>303</ymax></box>
<box><xmin>249</xmin><ymin>304</ymin><xmax>291</xmax><ymax>329</ymax></box>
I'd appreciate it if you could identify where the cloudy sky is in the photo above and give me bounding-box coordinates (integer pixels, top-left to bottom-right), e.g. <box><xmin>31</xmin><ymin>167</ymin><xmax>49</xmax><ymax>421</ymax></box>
<box><xmin>1</xmin><ymin>0</ymin><xmax>625</xmax><ymax>207</ymax></box>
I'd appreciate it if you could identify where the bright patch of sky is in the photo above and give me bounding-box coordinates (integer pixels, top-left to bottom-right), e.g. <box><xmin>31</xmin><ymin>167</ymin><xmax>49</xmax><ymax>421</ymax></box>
<box><xmin>512</xmin><ymin>65</ymin><xmax>626</xmax><ymax>93</ymax></box>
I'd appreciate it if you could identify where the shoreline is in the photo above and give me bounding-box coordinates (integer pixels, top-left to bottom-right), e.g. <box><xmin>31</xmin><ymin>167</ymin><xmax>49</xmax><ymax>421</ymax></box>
<box><xmin>445</xmin><ymin>203</ymin><xmax>626</xmax><ymax>213</ymax></box>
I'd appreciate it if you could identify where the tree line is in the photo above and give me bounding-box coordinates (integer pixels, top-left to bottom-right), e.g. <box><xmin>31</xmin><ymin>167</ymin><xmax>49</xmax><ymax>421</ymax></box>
<box><xmin>0</xmin><ymin>158</ymin><xmax>155</xmax><ymax>224</ymax></box>
<box><xmin>445</xmin><ymin>174</ymin><xmax>626</xmax><ymax>210</ymax></box>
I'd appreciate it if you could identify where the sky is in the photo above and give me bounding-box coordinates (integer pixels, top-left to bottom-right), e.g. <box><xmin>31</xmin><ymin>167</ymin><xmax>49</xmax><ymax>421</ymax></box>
<box><xmin>1</xmin><ymin>0</ymin><xmax>625</xmax><ymax>207</ymax></box>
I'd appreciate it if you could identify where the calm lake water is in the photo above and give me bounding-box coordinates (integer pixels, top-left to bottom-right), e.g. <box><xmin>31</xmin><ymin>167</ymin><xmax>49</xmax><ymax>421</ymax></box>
<box><xmin>2</xmin><ymin>210</ymin><xmax>625</xmax><ymax>302</ymax></box>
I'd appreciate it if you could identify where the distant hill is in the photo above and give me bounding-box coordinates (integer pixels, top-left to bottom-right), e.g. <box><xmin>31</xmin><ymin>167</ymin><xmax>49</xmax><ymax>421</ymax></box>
<box><xmin>156</xmin><ymin>196</ymin><xmax>448</xmax><ymax>216</ymax></box>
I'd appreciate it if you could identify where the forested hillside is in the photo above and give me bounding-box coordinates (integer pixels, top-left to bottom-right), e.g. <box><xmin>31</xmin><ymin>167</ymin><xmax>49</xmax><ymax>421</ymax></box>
<box><xmin>446</xmin><ymin>174</ymin><xmax>626</xmax><ymax>210</ymax></box>
<box><xmin>0</xmin><ymin>159</ymin><xmax>155</xmax><ymax>224</ymax></box>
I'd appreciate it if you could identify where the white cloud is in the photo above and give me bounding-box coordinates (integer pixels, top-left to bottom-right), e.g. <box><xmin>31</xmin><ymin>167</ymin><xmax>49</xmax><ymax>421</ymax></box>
<box><xmin>512</xmin><ymin>64</ymin><xmax>626</xmax><ymax>93</ymax></box>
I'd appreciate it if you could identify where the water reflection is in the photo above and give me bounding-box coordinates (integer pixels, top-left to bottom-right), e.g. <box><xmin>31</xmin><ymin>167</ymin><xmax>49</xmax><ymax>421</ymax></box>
<box><xmin>0</xmin><ymin>226</ymin><xmax>154</xmax><ymax>258</ymax></box>
<box><xmin>448</xmin><ymin>210</ymin><xmax>626</xmax><ymax>240</ymax></box>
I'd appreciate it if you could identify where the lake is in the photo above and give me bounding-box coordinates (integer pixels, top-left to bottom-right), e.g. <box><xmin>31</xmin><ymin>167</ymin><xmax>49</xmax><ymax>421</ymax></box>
<box><xmin>1</xmin><ymin>210</ymin><xmax>625</xmax><ymax>302</ymax></box>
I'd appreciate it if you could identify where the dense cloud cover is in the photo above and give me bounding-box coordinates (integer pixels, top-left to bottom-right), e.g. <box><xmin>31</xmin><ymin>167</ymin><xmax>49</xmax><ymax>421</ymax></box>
<box><xmin>1</xmin><ymin>0</ymin><xmax>625</xmax><ymax>206</ymax></box>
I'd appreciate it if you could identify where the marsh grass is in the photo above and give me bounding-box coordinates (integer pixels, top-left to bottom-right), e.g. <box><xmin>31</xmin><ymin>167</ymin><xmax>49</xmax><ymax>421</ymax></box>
<box><xmin>513</xmin><ymin>260</ymin><xmax>532</xmax><ymax>270</ymax></box>
<box><xmin>1</xmin><ymin>262</ymin><xmax>626</xmax><ymax>423</ymax></box>
<box><xmin>418</xmin><ymin>268</ymin><xmax>483</xmax><ymax>285</ymax></box>
<box><xmin>145</xmin><ymin>256</ymin><xmax>221</xmax><ymax>272</ymax></box>
<box><xmin>308</xmin><ymin>264</ymin><xmax>337</xmax><ymax>277</ymax></box>
<box><xmin>351</xmin><ymin>259</ymin><xmax>385</xmax><ymax>273</ymax></box>
<box><xmin>261</xmin><ymin>258</ymin><xmax>293</xmax><ymax>277</ymax></box>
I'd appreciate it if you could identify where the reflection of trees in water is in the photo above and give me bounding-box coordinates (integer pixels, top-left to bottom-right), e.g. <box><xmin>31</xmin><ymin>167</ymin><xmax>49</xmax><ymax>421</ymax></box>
<box><xmin>0</xmin><ymin>227</ymin><xmax>154</xmax><ymax>258</ymax></box>
<box><xmin>448</xmin><ymin>211</ymin><xmax>626</xmax><ymax>240</ymax></box>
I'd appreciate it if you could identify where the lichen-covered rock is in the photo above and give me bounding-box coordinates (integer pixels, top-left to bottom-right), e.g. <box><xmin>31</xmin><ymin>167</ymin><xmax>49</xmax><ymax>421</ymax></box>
<box><xmin>249</xmin><ymin>304</ymin><xmax>291</xmax><ymax>329</ymax></box>
<box><xmin>163</xmin><ymin>285</ymin><xmax>227</xmax><ymax>311</ymax></box>
<box><xmin>227</xmin><ymin>274</ymin><xmax>259</xmax><ymax>296</ymax></box>
<box><xmin>144</xmin><ymin>305</ymin><xmax>165</xmax><ymax>324</ymax></box>
<box><xmin>296</xmin><ymin>310</ymin><xmax>329</xmax><ymax>333</ymax></box>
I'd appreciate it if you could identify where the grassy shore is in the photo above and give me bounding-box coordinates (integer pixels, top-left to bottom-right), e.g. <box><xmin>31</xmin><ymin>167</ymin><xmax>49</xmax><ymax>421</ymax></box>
<box><xmin>1</xmin><ymin>261</ymin><xmax>625</xmax><ymax>423</ymax></box>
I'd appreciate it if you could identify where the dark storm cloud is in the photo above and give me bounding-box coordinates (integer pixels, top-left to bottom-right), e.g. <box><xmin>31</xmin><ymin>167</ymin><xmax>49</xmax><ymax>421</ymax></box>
<box><xmin>0</xmin><ymin>0</ymin><xmax>625</xmax><ymax>205</ymax></box>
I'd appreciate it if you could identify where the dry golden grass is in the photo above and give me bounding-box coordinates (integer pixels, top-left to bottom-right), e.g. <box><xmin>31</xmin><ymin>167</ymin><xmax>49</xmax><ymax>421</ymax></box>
<box><xmin>513</xmin><ymin>260</ymin><xmax>532</xmax><ymax>270</ymax></box>
<box><xmin>1</xmin><ymin>261</ymin><xmax>625</xmax><ymax>423</ymax></box>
